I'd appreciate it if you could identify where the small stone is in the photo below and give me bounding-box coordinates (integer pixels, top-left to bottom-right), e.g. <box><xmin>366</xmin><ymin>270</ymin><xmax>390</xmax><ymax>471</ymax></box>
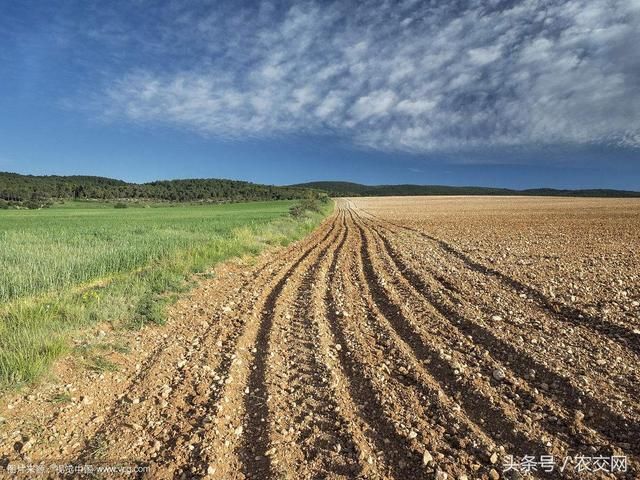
<box><xmin>234</xmin><ymin>425</ymin><xmax>243</xmax><ymax>436</ymax></box>
<box><xmin>207</xmin><ymin>466</ymin><xmax>215</xmax><ymax>475</ymax></box>
<box><xmin>631</xmin><ymin>301</ymin><xmax>639</xmax><ymax>307</ymax></box>
<box><xmin>490</xmin><ymin>452</ymin><xmax>498</xmax><ymax>464</ymax></box>
<box><xmin>335</xmin><ymin>344</ymin><xmax>342</xmax><ymax>352</ymax></box>
<box><xmin>20</xmin><ymin>439</ymin><xmax>34</xmax><ymax>453</ymax></box>
<box><xmin>488</xmin><ymin>468</ymin><xmax>500</xmax><ymax>480</ymax></box>
<box><xmin>575</xmin><ymin>410</ymin><xmax>585</xmax><ymax>422</ymax></box>
<box><xmin>491</xmin><ymin>315</ymin><xmax>503</xmax><ymax>321</ymax></box>
<box><xmin>595</xmin><ymin>359</ymin><xmax>607</xmax><ymax>366</ymax></box>
<box><xmin>458</xmin><ymin>476</ymin><xmax>468</xmax><ymax>480</ymax></box>
<box><xmin>435</xmin><ymin>470</ymin><xmax>448</xmax><ymax>480</ymax></box>
<box><xmin>492</xmin><ymin>369</ymin><xmax>506</xmax><ymax>381</ymax></box>
<box><xmin>408</xmin><ymin>430</ymin><xmax>418</xmax><ymax>440</ymax></box>
<box><xmin>222</xmin><ymin>306</ymin><xmax>232</xmax><ymax>313</ymax></box>
<box><xmin>422</xmin><ymin>450</ymin><xmax>433</xmax><ymax>465</ymax></box>
<box><xmin>131</xmin><ymin>397</ymin><xmax>141</xmax><ymax>404</ymax></box>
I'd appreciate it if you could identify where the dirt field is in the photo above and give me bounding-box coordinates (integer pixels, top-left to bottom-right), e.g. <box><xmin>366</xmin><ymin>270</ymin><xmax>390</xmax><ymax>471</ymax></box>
<box><xmin>1</xmin><ymin>197</ymin><xmax>639</xmax><ymax>479</ymax></box>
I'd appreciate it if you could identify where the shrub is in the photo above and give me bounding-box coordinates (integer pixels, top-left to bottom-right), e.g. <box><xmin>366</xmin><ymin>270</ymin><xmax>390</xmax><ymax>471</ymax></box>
<box><xmin>114</xmin><ymin>202</ymin><xmax>128</xmax><ymax>209</ymax></box>
<box><xmin>290</xmin><ymin>198</ymin><xmax>323</xmax><ymax>218</ymax></box>
<box><xmin>289</xmin><ymin>204</ymin><xmax>305</xmax><ymax>218</ymax></box>
<box><xmin>301</xmin><ymin>198</ymin><xmax>321</xmax><ymax>212</ymax></box>
<box><xmin>24</xmin><ymin>200</ymin><xmax>47</xmax><ymax>209</ymax></box>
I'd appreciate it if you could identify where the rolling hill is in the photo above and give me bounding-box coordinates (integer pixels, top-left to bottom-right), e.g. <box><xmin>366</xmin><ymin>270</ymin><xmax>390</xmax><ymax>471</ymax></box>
<box><xmin>291</xmin><ymin>181</ymin><xmax>640</xmax><ymax>198</ymax></box>
<box><xmin>0</xmin><ymin>172</ymin><xmax>318</xmax><ymax>207</ymax></box>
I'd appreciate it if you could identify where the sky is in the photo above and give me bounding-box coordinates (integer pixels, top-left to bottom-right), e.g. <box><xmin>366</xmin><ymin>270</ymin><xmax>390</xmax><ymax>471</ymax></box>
<box><xmin>1</xmin><ymin>0</ymin><xmax>639</xmax><ymax>189</ymax></box>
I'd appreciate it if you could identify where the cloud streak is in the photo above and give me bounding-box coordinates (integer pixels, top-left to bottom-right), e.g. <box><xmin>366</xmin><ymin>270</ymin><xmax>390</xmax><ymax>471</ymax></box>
<box><xmin>99</xmin><ymin>0</ymin><xmax>640</xmax><ymax>153</ymax></box>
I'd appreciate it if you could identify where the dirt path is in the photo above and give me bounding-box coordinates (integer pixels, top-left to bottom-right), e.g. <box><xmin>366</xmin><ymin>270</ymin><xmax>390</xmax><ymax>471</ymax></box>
<box><xmin>1</xmin><ymin>199</ymin><xmax>637</xmax><ymax>479</ymax></box>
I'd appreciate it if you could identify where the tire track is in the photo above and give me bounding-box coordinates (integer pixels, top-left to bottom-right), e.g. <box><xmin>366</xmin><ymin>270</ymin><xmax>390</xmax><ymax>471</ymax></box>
<box><xmin>263</xmin><ymin>210</ymin><xmax>365</xmax><ymax>478</ymax></box>
<box><xmin>237</xmin><ymin>215</ymin><xmax>344</xmax><ymax>479</ymax></box>
<box><xmin>324</xmin><ymin>210</ymin><xmax>504</xmax><ymax>479</ymax></box>
<box><xmin>78</xmin><ymin>216</ymin><xmax>338</xmax><ymax>479</ymax></box>
<box><xmin>73</xmin><ymin>225</ymin><xmax>326</xmax><ymax>465</ymax></box>
<box><xmin>189</xmin><ymin>217</ymin><xmax>340</xmax><ymax>479</ymax></box>
<box><xmin>322</xmin><ymin>217</ymin><xmax>429</xmax><ymax>479</ymax></box>
<box><xmin>345</xmin><ymin>210</ymin><xmax>573</xmax><ymax>479</ymax></box>
<box><xmin>309</xmin><ymin>212</ymin><xmax>392</xmax><ymax>479</ymax></box>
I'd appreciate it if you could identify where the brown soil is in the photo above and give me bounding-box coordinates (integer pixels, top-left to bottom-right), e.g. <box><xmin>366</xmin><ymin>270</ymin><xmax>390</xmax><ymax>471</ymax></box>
<box><xmin>1</xmin><ymin>197</ymin><xmax>638</xmax><ymax>479</ymax></box>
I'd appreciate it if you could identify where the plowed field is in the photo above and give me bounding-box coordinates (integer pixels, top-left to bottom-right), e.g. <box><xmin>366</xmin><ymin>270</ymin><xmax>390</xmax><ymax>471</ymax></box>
<box><xmin>1</xmin><ymin>197</ymin><xmax>639</xmax><ymax>479</ymax></box>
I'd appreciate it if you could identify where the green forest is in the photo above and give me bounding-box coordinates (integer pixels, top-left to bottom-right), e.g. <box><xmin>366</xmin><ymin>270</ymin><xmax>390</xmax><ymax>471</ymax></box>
<box><xmin>0</xmin><ymin>172</ymin><xmax>319</xmax><ymax>208</ymax></box>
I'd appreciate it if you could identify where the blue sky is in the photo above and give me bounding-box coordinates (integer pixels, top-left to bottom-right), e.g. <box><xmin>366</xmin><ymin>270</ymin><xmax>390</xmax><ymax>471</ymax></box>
<box><xmin>1</xmin><ymin>0</ymin><xmax>639</xmax><ymax>189</ymax></box>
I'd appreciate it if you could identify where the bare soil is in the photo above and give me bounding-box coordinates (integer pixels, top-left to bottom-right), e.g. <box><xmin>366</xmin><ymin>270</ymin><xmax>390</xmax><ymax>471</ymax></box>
<box><xmin>1</xmin><ymin>197</ymin><xmax>638</xmax><ymax>479</ymax></box>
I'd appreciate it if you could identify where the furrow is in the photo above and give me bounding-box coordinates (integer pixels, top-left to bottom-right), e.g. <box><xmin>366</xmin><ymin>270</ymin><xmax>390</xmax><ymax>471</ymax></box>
<box><xmin>364</xmin><ymin>208</ymin><xmax>640</xmax><ymax>361</ymax></box>
<box><xmin>309</xmin><ymin>212</ymin><xmax>392</xmax><ymax>479</ymax></box>
<box><xmin>187</xmin><ymin>214</ymin><xmax>339</xmax><ymax>479</ymax></box>
<box><xmin>75</xmin><ymin>268</ymin><xmax>263</xmax><ymax>473</ymax></box>
<box><xmin>345</xmin><ymin>209</ymin><xmax>570</xmax><ymax>479</ymax></box>
<box><xmin>263</xmin><ymin>210</ymin><xmax>364</xmax><ymax>478</ymax></box>
<box><xmin>324</xmin><ymin>210</ymin><xmax>493</xmax><ymax>479</ymax></box>
<box><xmin>351</xmin><ymin>209</ymin><xmax>640</xmax><ymax>478</ymax></box>
<box><xmin>362</xmin><ymin>208</ymin><xmax>640</xmax><ymax>411</ymax></box>
<box><xmin>358</xmin><ymin>212</ymin><xmax>640</xmax><ymax>461</ymax></box>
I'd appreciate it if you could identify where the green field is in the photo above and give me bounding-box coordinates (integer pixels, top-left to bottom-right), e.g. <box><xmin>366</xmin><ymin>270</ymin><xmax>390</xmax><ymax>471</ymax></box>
<box><xmin>0</xmin><ymin>199</ymin><xmax>331</xmax><ymax>390</ymax></box>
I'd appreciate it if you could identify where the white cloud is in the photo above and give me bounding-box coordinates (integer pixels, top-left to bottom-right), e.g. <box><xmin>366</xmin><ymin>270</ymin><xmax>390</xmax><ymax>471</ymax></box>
<box><xmin>468</xmin><ymin>45</ymin><xmax>502</xmax><ymax>65</ymax></box>
<box><xmin>96</xmin><ymin>0</ymin><xmax>640</xmax><ymax>152</ymax></box>
<box><xmin>351</xmin><ymin>91</ymin><xmax>398</xmax><ymax>122</ymax></box>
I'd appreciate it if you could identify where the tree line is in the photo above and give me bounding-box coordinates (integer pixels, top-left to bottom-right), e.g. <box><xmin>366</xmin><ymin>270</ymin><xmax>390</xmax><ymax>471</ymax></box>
<box><xmin>0</xmin><ymin>172</ymin><xmax>322</xmax><ymax>208</ymax></box>
<box><xmin>292</xmin><ymin>181</ymin><xmax>640</xmax><ymax>198</ymax></box>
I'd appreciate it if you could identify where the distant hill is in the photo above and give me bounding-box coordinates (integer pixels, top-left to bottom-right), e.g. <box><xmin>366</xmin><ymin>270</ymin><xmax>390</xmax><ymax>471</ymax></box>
<box><xmin>291</xmin><ymin>181</ymin><xmax>640</xmax><ymax>198</ymax></box>
<box><xmin>0</xmin><ymin>172</ymin><xmax>318</xmax><ymax>207</ymax></box>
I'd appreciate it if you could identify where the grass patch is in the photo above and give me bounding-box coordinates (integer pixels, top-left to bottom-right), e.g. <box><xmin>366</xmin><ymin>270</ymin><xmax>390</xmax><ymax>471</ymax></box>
<box><xmin>0</xmin><ymin>199</ymin><xmax>333</xmax><ymax>391</ymax></box>
<box><xmin>50</xmin><ymin>392</ymin><xmax>73</xmax><ymax>404</ymax></box>
<box><xmin>82</xmin><ymin>355</ymin><xmax>120</xmax><ymax>374</ymax></box>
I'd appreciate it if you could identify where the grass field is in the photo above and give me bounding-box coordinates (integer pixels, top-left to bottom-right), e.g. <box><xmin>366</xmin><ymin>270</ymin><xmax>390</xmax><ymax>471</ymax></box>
<box><xmin>0</xmin><ymin>199</ymin><xmax>332</xmax><ymax>390</ymax></box>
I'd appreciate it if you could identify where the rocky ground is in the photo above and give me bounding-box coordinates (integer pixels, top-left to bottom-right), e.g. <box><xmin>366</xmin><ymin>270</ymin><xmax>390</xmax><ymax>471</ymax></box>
<box><xmin>1</xmin><ymin>197</ymin><xmax>638</xmax><ymax>479</ymax></box>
